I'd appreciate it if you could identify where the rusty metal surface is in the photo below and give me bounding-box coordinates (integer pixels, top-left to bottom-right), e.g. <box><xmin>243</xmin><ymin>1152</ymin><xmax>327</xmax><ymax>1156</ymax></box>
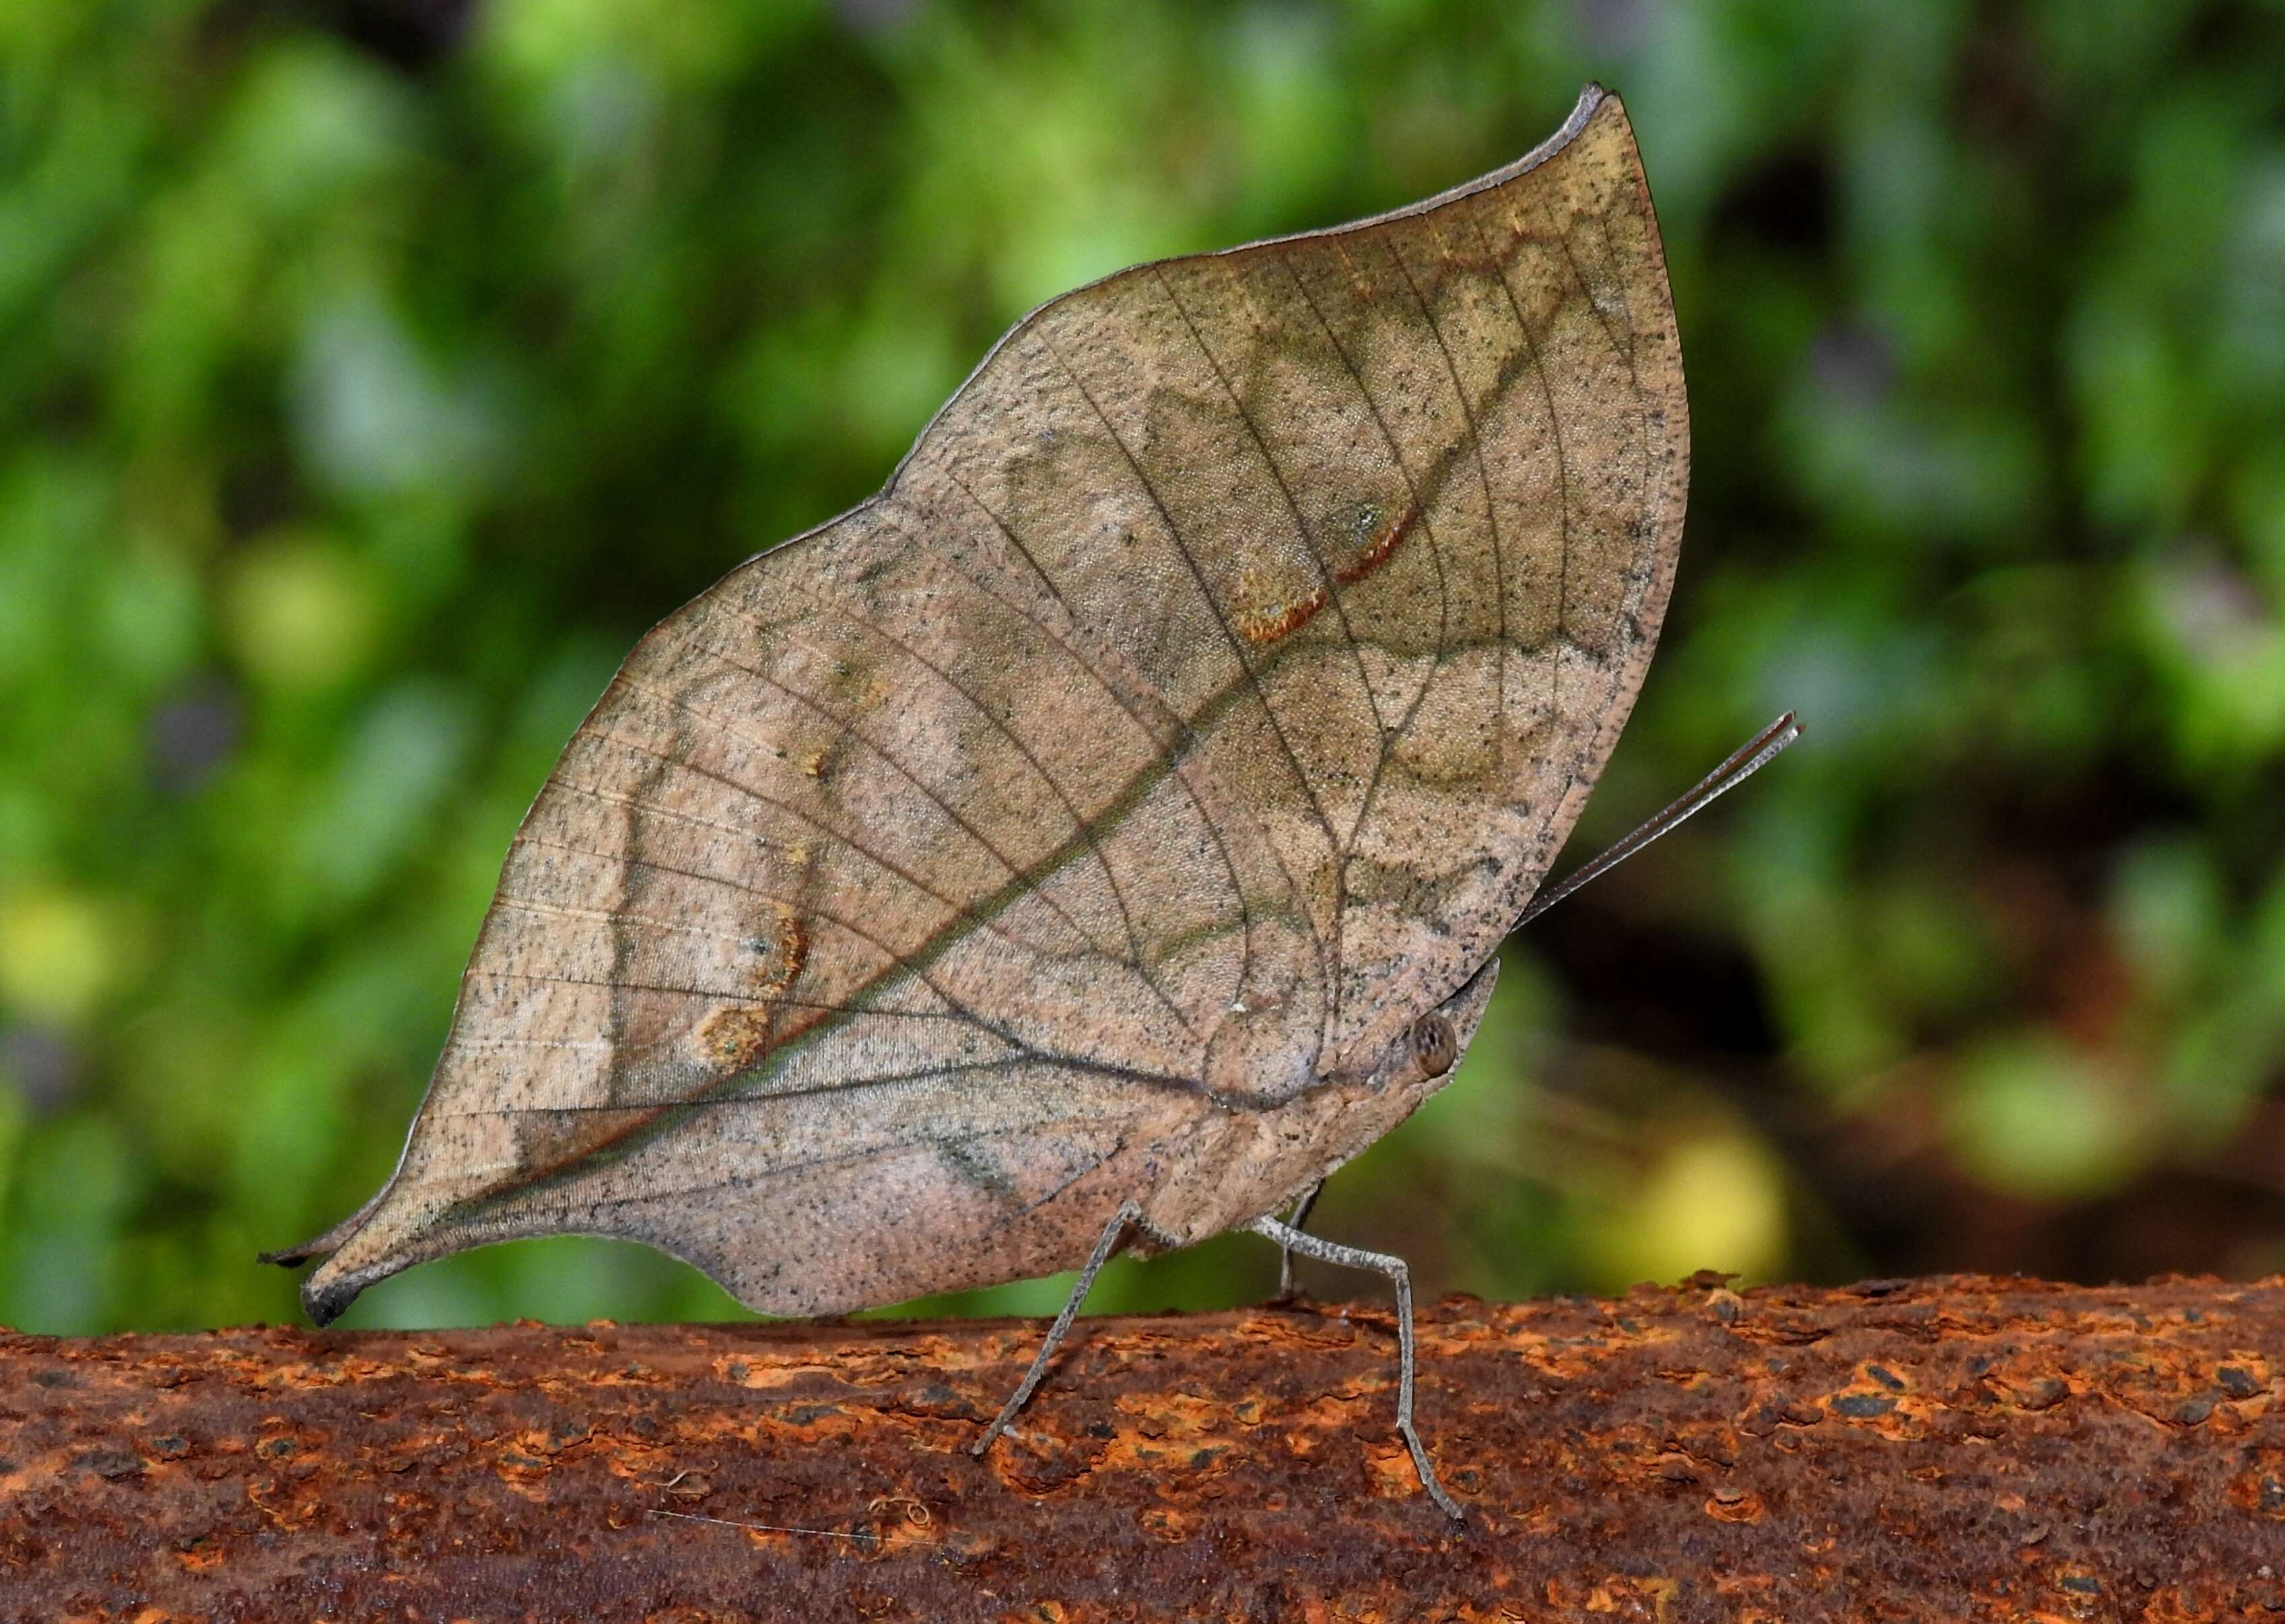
<box><xmin>2</xmin><ymin>1274</ymin><xmax>2282</xmax><ymax>1623</ymax></box>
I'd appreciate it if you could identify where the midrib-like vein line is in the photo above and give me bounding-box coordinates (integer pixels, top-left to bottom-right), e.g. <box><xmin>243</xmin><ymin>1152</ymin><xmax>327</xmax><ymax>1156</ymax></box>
<box><xmin>877</xmin><ymin>470</ymin><xmax>1265</xmax><ymax>1042</ymax></box>
<box><xmin>1149</xmin><ymin>264</ymin><xmax>1386</xmax><ymax>733</ymax></box>
<box><xmin>444</xmin><ymin>705</ymin><xmax>1287</xmax><ymax>1213</ymax></box>
<box><xmin>707</xmin><ymin>573</ymin><xmax>1166</xmax><ymax>1012</ymax></box>
<box><xmin>1027</xmin><ymin>323</ymin><xmax>1344</xmax><ymax>1042</ymax></box>
<box><xmin>438</xmin><ymin>223</ymin><xmax>1623</xmax><ymax>1219</ymax></box>
<box><xmin>447</xmin><ymin>619</ymin><xmax>1570</xmax><ymax>1223</ymax></box>
<box><xmin>662</xmin><ymin>626</ymin><xmax>1195</xmax><ymax>1043</ymax></box>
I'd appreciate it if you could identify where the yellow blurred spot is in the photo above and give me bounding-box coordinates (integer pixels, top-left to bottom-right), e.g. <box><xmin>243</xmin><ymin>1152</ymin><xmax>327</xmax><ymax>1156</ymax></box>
<box><xmin>220</xmin><ymin>531</ymin><xmax>378</xmax><ymax>691</ymax></box>
<box><xmin>1591</xmin><ymin>1126</ymin><xmax>1789</xmax><ymax>1289</ymax></box>
<box><xmin>0</xmin><ymin>887</ymin><xmax>118</xmax><ymax>1023</ymax></box>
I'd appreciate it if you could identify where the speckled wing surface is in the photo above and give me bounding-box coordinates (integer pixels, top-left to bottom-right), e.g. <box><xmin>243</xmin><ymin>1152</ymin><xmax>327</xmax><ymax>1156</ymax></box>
<box><xmin>283</xmin><ymin>85</ymin><xmax>1686</xmax><ymax>1323</ymax></box>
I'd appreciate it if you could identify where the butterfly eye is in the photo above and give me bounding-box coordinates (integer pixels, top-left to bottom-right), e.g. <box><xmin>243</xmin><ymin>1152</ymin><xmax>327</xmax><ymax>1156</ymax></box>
<box><xmin>1409</xmin><ymin>1013</ymin><xmax>1458</xmax><ymax>1078</ymax></box>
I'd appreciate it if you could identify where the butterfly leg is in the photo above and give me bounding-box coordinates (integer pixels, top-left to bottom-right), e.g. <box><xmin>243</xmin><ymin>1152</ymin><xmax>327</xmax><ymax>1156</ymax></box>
<box><xmin>971</xmin><ymin>1199</ymin><xmax>1142</xmax><ymax>1458</ymax></box>
<box><xmin>1247</xmin><ymin>1214</ymin><xmax>1462</xmax><ymax>1521</ymax></box>
<box><xmin>1274</xmin><ymin>1182</ymin><xmax>1322</xmax><ymax>1301</ymax></box>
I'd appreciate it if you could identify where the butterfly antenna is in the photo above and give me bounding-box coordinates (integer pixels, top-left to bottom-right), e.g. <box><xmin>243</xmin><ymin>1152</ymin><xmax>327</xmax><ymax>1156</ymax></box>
<box><xmin>1518</xmin><ymin>712</ymin><xmax>1802</xmax><ymax>928</ymax></box>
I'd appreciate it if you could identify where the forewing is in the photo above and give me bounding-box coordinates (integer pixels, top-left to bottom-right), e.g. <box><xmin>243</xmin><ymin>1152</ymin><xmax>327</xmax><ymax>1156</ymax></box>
<box><xmin>893</xmin><ymin>86</ymin><xmax>1684</xmax><ymax>1067</ymax></box>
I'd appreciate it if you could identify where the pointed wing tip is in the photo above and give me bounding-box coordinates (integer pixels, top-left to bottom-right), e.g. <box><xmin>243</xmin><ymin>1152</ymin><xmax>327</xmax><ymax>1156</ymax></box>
<box><xmin>302</xmin><ymin>1274</ymin><xmax>362</xmax><ymax>1328</ymax></box>
<box><xmin>1538</xmin><ymin>82</ymin><xmax>1619</xmax><ymax>161</ymax></box>
<box><xmin>257</xmin><ymin>1239</ymin><xmax>364</xmax><ymax>1324</ymax></box>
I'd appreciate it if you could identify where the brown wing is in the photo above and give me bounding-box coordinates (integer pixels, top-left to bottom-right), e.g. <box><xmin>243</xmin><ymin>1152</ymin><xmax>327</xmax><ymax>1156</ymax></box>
<box><xmin>899</xmin><ymin>84</ymin><xmax>1684</xmax><ymax>1067</ymax></box>
<box><xmin>290</xmin><ymin>86</ymin><xmax>1683</xmax><ymax>1322</ymax></box>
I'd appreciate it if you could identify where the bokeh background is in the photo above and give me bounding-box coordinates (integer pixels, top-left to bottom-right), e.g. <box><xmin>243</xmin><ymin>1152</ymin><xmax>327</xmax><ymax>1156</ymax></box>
<box><xmin>5</xmin><ymin>0</ymin><xmax>2284</xmax><ymax>1334</ymax></box>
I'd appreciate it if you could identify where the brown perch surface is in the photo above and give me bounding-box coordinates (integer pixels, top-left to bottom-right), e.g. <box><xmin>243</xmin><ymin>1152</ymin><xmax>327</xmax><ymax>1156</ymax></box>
<box><xmin>3</xmin><ymin>1274</ymin><xmax>2282</xmax><ymax>1622</ymax></box>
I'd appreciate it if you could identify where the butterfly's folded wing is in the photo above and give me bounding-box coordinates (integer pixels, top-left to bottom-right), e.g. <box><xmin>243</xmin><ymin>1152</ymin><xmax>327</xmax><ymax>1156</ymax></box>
<box><xmin>293</xmin><ymin>85</ymin><xmax>1683</xmax><ymax>1321</ymax></box>
<box><xmin>897</xmin><ymin>83</ymin><xmax>1686</xmax><ymax>1068</ymax></box>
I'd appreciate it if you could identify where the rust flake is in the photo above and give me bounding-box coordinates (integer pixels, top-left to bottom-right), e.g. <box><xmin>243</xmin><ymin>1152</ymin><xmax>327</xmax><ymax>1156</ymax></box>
<box><xmin>2224</xmin><ymin>1447</ymin><xmax>2285</xmax><ymax>1518</ymax></box>
<box><xmin>1704</xmin><ymin>1487</ymin><xmax>1765</xmax><ymax>1524</ymax></box>
<box><xmin>9</xmin><ymin>1277</ymin><xmax>2285</xmax><ymax>1618</ymax></box>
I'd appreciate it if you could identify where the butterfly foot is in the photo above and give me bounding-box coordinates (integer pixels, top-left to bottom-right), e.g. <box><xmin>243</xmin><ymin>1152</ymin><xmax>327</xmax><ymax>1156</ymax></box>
<box><xmin>1402</xmin><ymin>1417</ymin><xmax>1466</xmax><ymax>1524</ymax></box>
<box><xmin>1247</xmin><ymin>1212</ymin><xmax>1466</xmax><ymax>1523</ymax></box>
<box><xmin>970</xmin><ymin>1200</ymin><xmax>1140</xmax><ymax>1461</ymax></box>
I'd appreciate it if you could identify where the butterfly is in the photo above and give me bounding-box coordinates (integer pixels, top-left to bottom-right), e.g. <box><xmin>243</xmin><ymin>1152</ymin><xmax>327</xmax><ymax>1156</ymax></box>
<box><xmin>269</xmin><ymin>83</ymin><xmax>1787</xmax><ymax>1520</ymax></box>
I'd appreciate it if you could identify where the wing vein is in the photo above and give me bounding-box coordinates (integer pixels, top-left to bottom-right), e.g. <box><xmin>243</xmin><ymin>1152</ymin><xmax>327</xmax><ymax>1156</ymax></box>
<box><xmin>1283</xmin><ymin>240</ymin><xmax>1458</xmax><ymax>855</ymax></box>
<box><xmin>1150</xmin><ymin>263</ymin><xmax>1386</xmax><ymax>734</ymax></box>
<box><xmin>701</xmin><ymin>582</ymin><xmax>1167</xmax><ymax>1009</ymax></box>
<box><xmin>867</xmin><ymin>497</ymin><xmax>1267</xmax><ymax>1062</ymax></box>
<box><xmin>577</xmin><ymin>722</ymin><xmax>1097</xmax><ymax>976</ymax></box>
<box><xmin>1463</xmin><ymin>201</ymin><xmax>1573</xmax><ymax>744</ymax></box>
<box><xmin>1029</xmin><ymin>324</ymin><xmax>1338</xmax><ymax>1043</ymax></box>
<box><xmin>629</xmin><ymin>647</ymin><xmax>1120</xmax><ymax>980</ymax></box>
<box><xmin>504</xmin><ymin>834</ymin><xmax>1021</xmax><ymax>1046</ymax></box>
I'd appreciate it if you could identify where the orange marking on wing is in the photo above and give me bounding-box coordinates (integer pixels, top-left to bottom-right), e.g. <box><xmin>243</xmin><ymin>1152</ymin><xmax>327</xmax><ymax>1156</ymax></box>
<box><xmin>697</xmin><ymin>1005</ymin><xmax>772</xmax><ymax>1071</ymax></box>
<box><xmin>695</xmin><ymin>910</ymin><xmax>812</xmax><ymax>1073</ymax></box>
<box><xmin>1335</xmin><ymin>503</ymin><xmax>1420</xmax><ymax>587</ymax></box>
<box><xmin>772</xmin><ymin>915</ymin><xmax>810</xmax><ymax>995</ymax></box>
<box><xmin>1234</xmin><ymin>586</ymin><xmax>1330</xmax><ymax>645</ymax></box>
<box><xmin>1232</xmin><ymin>504</ymin><xmax>1421</xmax><ymax>645</ymax></box>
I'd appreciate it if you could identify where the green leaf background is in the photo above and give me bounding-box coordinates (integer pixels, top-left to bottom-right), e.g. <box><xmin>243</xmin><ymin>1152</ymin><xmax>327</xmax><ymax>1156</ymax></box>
<box><xmin>3</xmin><ymin>0</ymin><xmax>2283</xmax><ymax>1332</ymax></box>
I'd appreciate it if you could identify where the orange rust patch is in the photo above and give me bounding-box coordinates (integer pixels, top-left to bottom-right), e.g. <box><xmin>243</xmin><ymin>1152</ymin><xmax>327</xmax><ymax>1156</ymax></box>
<box><xmin>1233</xmin><ymin>586</ymin><xmax>1329</xmax><ymax>645</ymax></box>
<box><xmin>2224</xmin><ymin>1447</ymin><xmax>2285</xmax><ymax>1517</ymax></box>
<box><xmin>1705</xmin><ymin>1488</ymin><xmax>1765</xmax><ymax>1524</ymax></box>
<box><xmin>713</xmin><ymin>1354</ymin><xmax>843</xmax><ymax>1390</ymax></box>
<box><xmin>1334</xmin><ymin>502</ymin><xmax>1420</xmax><ymax>587</ymax></box>
<box><xmin>1110</xmin><ymin>1391</ymin><xmax>1225</xmax><ymax>1440</ymax></box>
<box><xmin>1137</xmin><ymin>1506</ymin><xmax>1195</xmax><ymax>1543</ymax></box>
<box><xmin>1363</xmin><ymin>1441</ymin><xmax>1418</xmax><ymax>1498</ymax></box>
<box><xmin>10</xmin><ymin>1276</ymin><xmax>2285</xmax><ymax>1615</ymax></box>
<box><xmin>869</xmin><ymin>1493</ymin><xmax>934</xmax><ymax>1534</ymax></box>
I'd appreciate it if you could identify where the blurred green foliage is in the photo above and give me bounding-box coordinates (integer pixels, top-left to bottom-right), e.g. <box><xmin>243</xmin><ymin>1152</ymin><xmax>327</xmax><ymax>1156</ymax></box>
<box><xmin>3</xmin><ymin>0</ymin><xmax>2284</xmax><ymax>1335</ymax></box>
